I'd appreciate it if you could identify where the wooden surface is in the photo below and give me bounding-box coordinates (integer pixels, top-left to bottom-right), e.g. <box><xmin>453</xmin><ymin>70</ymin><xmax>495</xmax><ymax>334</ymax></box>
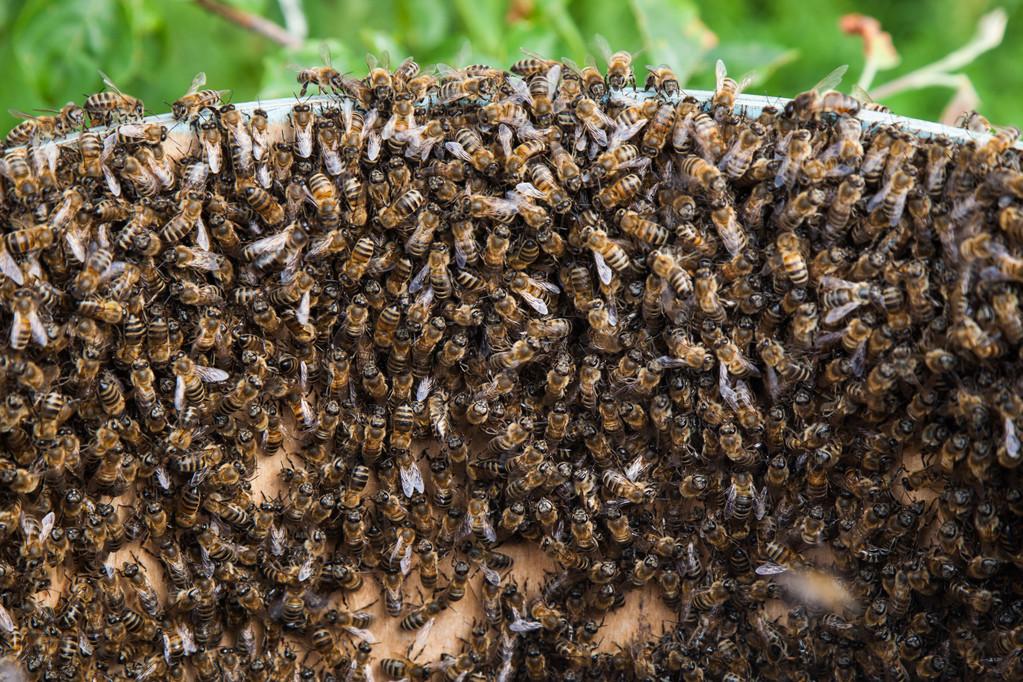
<box><xmin>36</xmin><ymin>443</ymin><xmax>678</xmax><ymax>672</ymax></box>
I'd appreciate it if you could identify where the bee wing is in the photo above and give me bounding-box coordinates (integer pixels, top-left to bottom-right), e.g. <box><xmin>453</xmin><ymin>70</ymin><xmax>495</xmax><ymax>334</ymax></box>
<box><xmin>183</xmin><ymin>71</ymin><xmax>207</xmax><ymax>97</ymax></box>
<box><xmin>20</xmin><ymin>512</ymin><xmax>39</xmax><ymax>539</ymax></box>
<box><xmin>186</xmin><ymin>248</ymin><xmax>224</xmax><ymax>272</ymax></box>
<box><xmin>400</xmin><ymin>544</ymin><xmax>413</xmax><ymax>575</ymax></box>
<box><xmin>203</xmin><ymin>137</ymin><xmax>222</xmax><ymax>174</ymax></box>
<box><xmin>116</xmin><ymin>124</ymin><xmax>148</xmax><ymax>139</ymax></box>
<box><xmin>298</xmin><ymin>556</ymin><xmax>316</xmax><ymax>582</ymax></box>
<box><xmin>40</xmin><ymin>511</ymin><xmax>55</xmax><ymax>540</ymax></box>
<box><xmin>344</xmin><ymin>624</ymin><xmax>379</xmax><ymax>645</ymax></box>
<box><xmin>362</xmin><ymin>108</ymin><xmax>379</xmax><ymax>140</ymax></box>
<box><xmin>295</xmin><ymin>125</ymin><xmax>313</xmax><ymax>159</ymax></box>
<box><xmin>593</xmin><ymin>34</ymin><xmax>614</xmax><ymax>63</ymax></box>
<box><xmin>715</xmin><ymin>59</ymin><xmax>728</xmax><ymax>91</ymax></box>
<box><xmin>534</xmin><ymin>279</ymin><xmax>560</xmax><ymax>294</ymax></box>
<box><xmin>102</xmin><ymin>163</ymin><xmax>122</xmax><ymax>197</ymax></box>
<box><xmin>1005</xmin><ymin>416</ymin><xmax>1021</xmax><ymax>458</ymax></box>
<box><xmin>625</xmin><ymin>455</ymin><xmax>646</xmax><ymax>482</ymax></box>
<box><xmin>194</xmin><ymin>215</ymin><xmax>210</xmax><ymax>251</ymax></box>
<box><xmin>444</xmin><ymin>140</ymin><xmax>472</xmax><ymax>163</ymax></box>
<box><xmin>381</xmin><ymin>113</ymin><xmax>399</xmax><ymax>140</ymax></box>
<box><xmin>823</xmin><ymin>299</ymin><xmax>865</xmax><ymax>325</ymax></box>
<box><xmin>193</xmin><ymin>364</ymin><xmax>229</xmax><ymax>383</ymax></box>
<box><xmin>813</xmin><ymin>64</ymin><xmax>848</xmax><ymax>93</ymax></box>
<box><xmin>453</xmin><ymin>241</ymin><xmax>468</xmax><ymax>268</ymax></box>
<box><xmin>756</xmin><ymin>562</ymin><xmax>789</xmax><ymax>576</ymax></box>
<box><xmin>174</xmin><ymin>375</ymin><xmax>186</xmax><ymax>412</ymax></box>
<box><xmin>724</xmin><ymin>484</ymin><xmax>737</xmax><ymax>517</ymax></box>
<box><xmin>98</xmin><ymin>69</ymin><xmax>124</xmax><ymax>95</ymax></box>
<box><xmin>498</xmin><ymin>124</ymin><xmax>514</xmax><ymax>158</ymax></box>
<box><xmin>719</xmin><ymin>363</ymin><xmax>739</xmax><ymax>411</ymax></box>
<box><xmin>256</xmin><ymin>162</ymin><xmax>272</xmax><ymax>188</ymax></box>
<box><xmin>0</xmin><ymin>246</ymin><xmax>24</xmax><ymax>285</ymax></box>
<box><xmin>270</xmin><ymin>524</ymin><xmax>286</xmax><ymax>556</ymax></box>
<box><xmin>509</xmin><ymin>612</ymin><xmax>542</xmax><ymax>633</ymax></box>
<box><xmin>35</xmin><ymin>137</ymin><xmax>58</xmax><ymax>173</ymax></box>
<box><xmin>296</xmin><ymin>289</ymin><xmax>311</xmax><ymax>326</ymax></box>
<box><xmin>162</xmin><ymin>632</ymin><xmax>174</xmax><ymax>665</ymax></box>
<box><xmin>506</xmin><ymin>76</ymin><xmax>533</xmax><ymax>106</ymax></box>
<box><xmin>323</xmin><ymin>149</ymin><xmax>343</xmax><ymax>175</ymax></box>
<box><xmin>593</xmin><ymin>251</ymin><xmax>613</xmax><ymax>285</ymax></box>
<box><xmin>583</xmin><ymin>120</ymin><xmax>608</xmax><ymax>148</ymax></box>
<box><xmin>517</xmin><ymin>290</ymin><xmax>549</xmax><ymax>315</ymax></box>
<box><xmin>515</xmin><ymin>182</ymin><xmax>546</xmax><ymax>200</ymax></box>
<box><xmin>618</xmin><ymin>156</ymin><xmax>652</xmax><ymax>173</ymax></box>
<box><xmin>653</xmin><ymin>355</ymin><xmax>690</xmax><ymax>369</ymax></box>
<box><xmin>606</xmin><ymin>297</ymin><xmax>619</xmax><ymax>326</ymax></box>
<box><xmin>400</xmin><ymin>460</ymin><xmax>425</xmax><ymax>497</ymax></box>
<box><xmin>818</xmin><ymin>275</ymin><xmax>856</xmax><ymax>291</ymax></box>
<box><xmin>24</xmin><ymin>307</ymin><xmax>48</xmax><ymax>348</ymax></box>
<box><xmin>155</xmin><ymin>466</ymin><xmax>172</xmax><ymax>490</ymax></box>
<box><xmin>411</xmin><ymin>617</ymin><xmax>435</xmax><ymax>654</ymax></box>
<box><xmin>366</xmin><ymin>130</ymin><xmax>382</xmax><ymax>161</ymax></box>
<box><xmin>408</xmin><ymin>263</ymin><xmax>430</xmax><ymax>293</ymax></box>
<box><xmin>610</xmin><ymin>118</ymin><xmax>648</xmax><ymax>149</ymax></box>
<box><xmin>546</xmin><ymin>64</ymin><xmax>562</xmax><ymax>99</ymax></box>
<box><xmin>755</xmin><ymin>486</ymin><xmax>769</xmax><ymax>520</ymax></box>
<box><xmin>415</xmin><ymin>376</ymin><xmax>433</xmax><ymax>401</ymax></box>
<box><xmin>482</xmin><ymin>515</ymin><xmax>497</xmax><ymax>543</ymax></box>
<box><xmin>177</xmin><ymin>624</ymin><xmax>197</xmax><ymax>655</ymax></box>
<box><xmin>246</xmin><ymin>229</ymin><xmax>292</xmax><ymax>264</ymax></box>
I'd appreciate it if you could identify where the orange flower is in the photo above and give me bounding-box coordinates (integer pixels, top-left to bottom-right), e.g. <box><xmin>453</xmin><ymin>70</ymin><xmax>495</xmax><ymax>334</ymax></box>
<box><xmin>840</xmin><ymin>13</ymin><xmax>900</xmax><ymax>69</ymax></box>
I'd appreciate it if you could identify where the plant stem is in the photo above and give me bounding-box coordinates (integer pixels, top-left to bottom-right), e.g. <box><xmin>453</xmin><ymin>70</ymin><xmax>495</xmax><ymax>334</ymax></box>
<box><xmin>869</xmin><ymin>8</ymin><xmax>1006</xmax><ymax>100</ymax></box>
<box><xmin>194</xmin><ymin>0</ymin><xmax>302</xmax><ymax>49</ymax></box>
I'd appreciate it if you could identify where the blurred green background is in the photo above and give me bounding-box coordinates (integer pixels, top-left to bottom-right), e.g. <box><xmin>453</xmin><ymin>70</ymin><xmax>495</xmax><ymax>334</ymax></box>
<box><xmin>1</xmin><ymin>0</ymin><xmax>1020</xmax><ymax>135</ymax></box>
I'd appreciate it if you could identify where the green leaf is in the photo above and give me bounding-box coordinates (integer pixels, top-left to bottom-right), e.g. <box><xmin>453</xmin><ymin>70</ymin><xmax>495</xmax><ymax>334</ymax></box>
<box><xmin>360</xmin><ymin>30</ymin><xmax>409</xmax><ymax>66</ymax></box>
<box><xmin>12</xmin><ymin>0</ymin><xmax>138</xmax><ymax>103</ymax></box>
<box><xmin>451</xmin><ymin>0</ymin><xmax>503</xmax><ymax>54</ymax></box>
<box><xmin>709</xmin><ymin>43</ymin><xmax>799</xmax><ymax>90</ymax></box>
<box><xmin>628</xmin><ymin>0</ymin><xmax>717</xmax><ymax>86</ymax></box>
<box><xmin>220</xmin><ymin>0</ymin><xmax>269</xmax><ymax>14</ymax></box>
<box><xmin>535</xmin><ymin>0</ymin><xmax>587</xmax><ymax>63</ymax></box>
<box><xmin>402</xmin><ymin>0</ymin><xmax>450</xmax><ymax>51</ymax></box>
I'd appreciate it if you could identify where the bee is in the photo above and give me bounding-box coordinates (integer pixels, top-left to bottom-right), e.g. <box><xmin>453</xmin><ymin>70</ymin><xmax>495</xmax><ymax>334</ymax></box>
<box><xmin>85</xmin><ymin>71</ymin><xmax>144</xmax><ymax>124</ymax></box>
<box><xmin>649</xmin><ymin>250</ymin><xmax>693</xmax><ymax>298</ymax></box>
<box><xmin>778</xmin><ymin>188</ymin><xmax>825</xmax><ymax>232</ymax></box>
<box><xmin>775</xmin><ymin>129</ymin><xmax>813</xmax><ymax>188</ymax></box>
<box><xmin>711</xmin><ymin>60</ymin><xmax>753</xmax><ymax>122</ymax></box>
<box><xmin>8</xmin><ymin>289</ymin><xmax>47</xmax><ymax>350</ymax></box>
<box><xmin>718</xmin><ymin>123</ymin><xmax>765</xmax><ymax>179</ymax></box>
<box><xmin>171</xmin><ymin>72</ymin><xmax>226</xmax><ymax>120</ymax></box>
<box><xmin>378</xmin><ymin>188</ymin><xmax>423</xmax><ymax>229</ymax></box>
<box><xmin>786</xmin><ymin>65</ymin><xmax>859</xmax><ymax>119</ymax></box>
<box><xmin>2</xmin><ymin>147</ymin><xmax>38</xmax><ymax>199</ymax></box>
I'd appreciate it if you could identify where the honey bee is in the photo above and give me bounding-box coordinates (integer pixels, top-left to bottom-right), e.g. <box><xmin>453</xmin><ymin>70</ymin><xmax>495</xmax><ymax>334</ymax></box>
<box><xmin>171</xmin><ymin>72</ymin><xmax>226</xmax><ymax>121</ymax></box>
<box><xmin>711</xmin><ymin>60</ymin><xmax>753</xmax><ymax>122</ymax></box>
<box><xmin>85</xmin><ymin>70</ymin><xmax>144</xmax><ymax>124</ymax></box>
<box><xmin>2</xmin><ymin>147</ymin><xmax>38</xmax><ymax>199</ymax></box>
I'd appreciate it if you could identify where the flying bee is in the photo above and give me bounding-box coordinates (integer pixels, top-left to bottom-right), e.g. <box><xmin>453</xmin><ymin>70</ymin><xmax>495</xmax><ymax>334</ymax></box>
<box><xmin>171</xmin><ymin>72</ymin><xmax>227</xmax><ymax>121</ymax></box>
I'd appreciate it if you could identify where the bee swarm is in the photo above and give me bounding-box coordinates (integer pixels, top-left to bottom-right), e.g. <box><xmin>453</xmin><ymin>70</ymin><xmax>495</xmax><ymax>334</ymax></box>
<box><xmin>1</xmin><ymin>53</ymin><xmax>1023</xmax><ymax>681</ymax></box>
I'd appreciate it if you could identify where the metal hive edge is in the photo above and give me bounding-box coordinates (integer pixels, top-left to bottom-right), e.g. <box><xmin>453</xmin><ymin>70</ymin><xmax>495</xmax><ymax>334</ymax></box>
<box><xmin>10</xmin><ymin>88</ymin><xmax>1023</xmax><ymax>152</ymax></box>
